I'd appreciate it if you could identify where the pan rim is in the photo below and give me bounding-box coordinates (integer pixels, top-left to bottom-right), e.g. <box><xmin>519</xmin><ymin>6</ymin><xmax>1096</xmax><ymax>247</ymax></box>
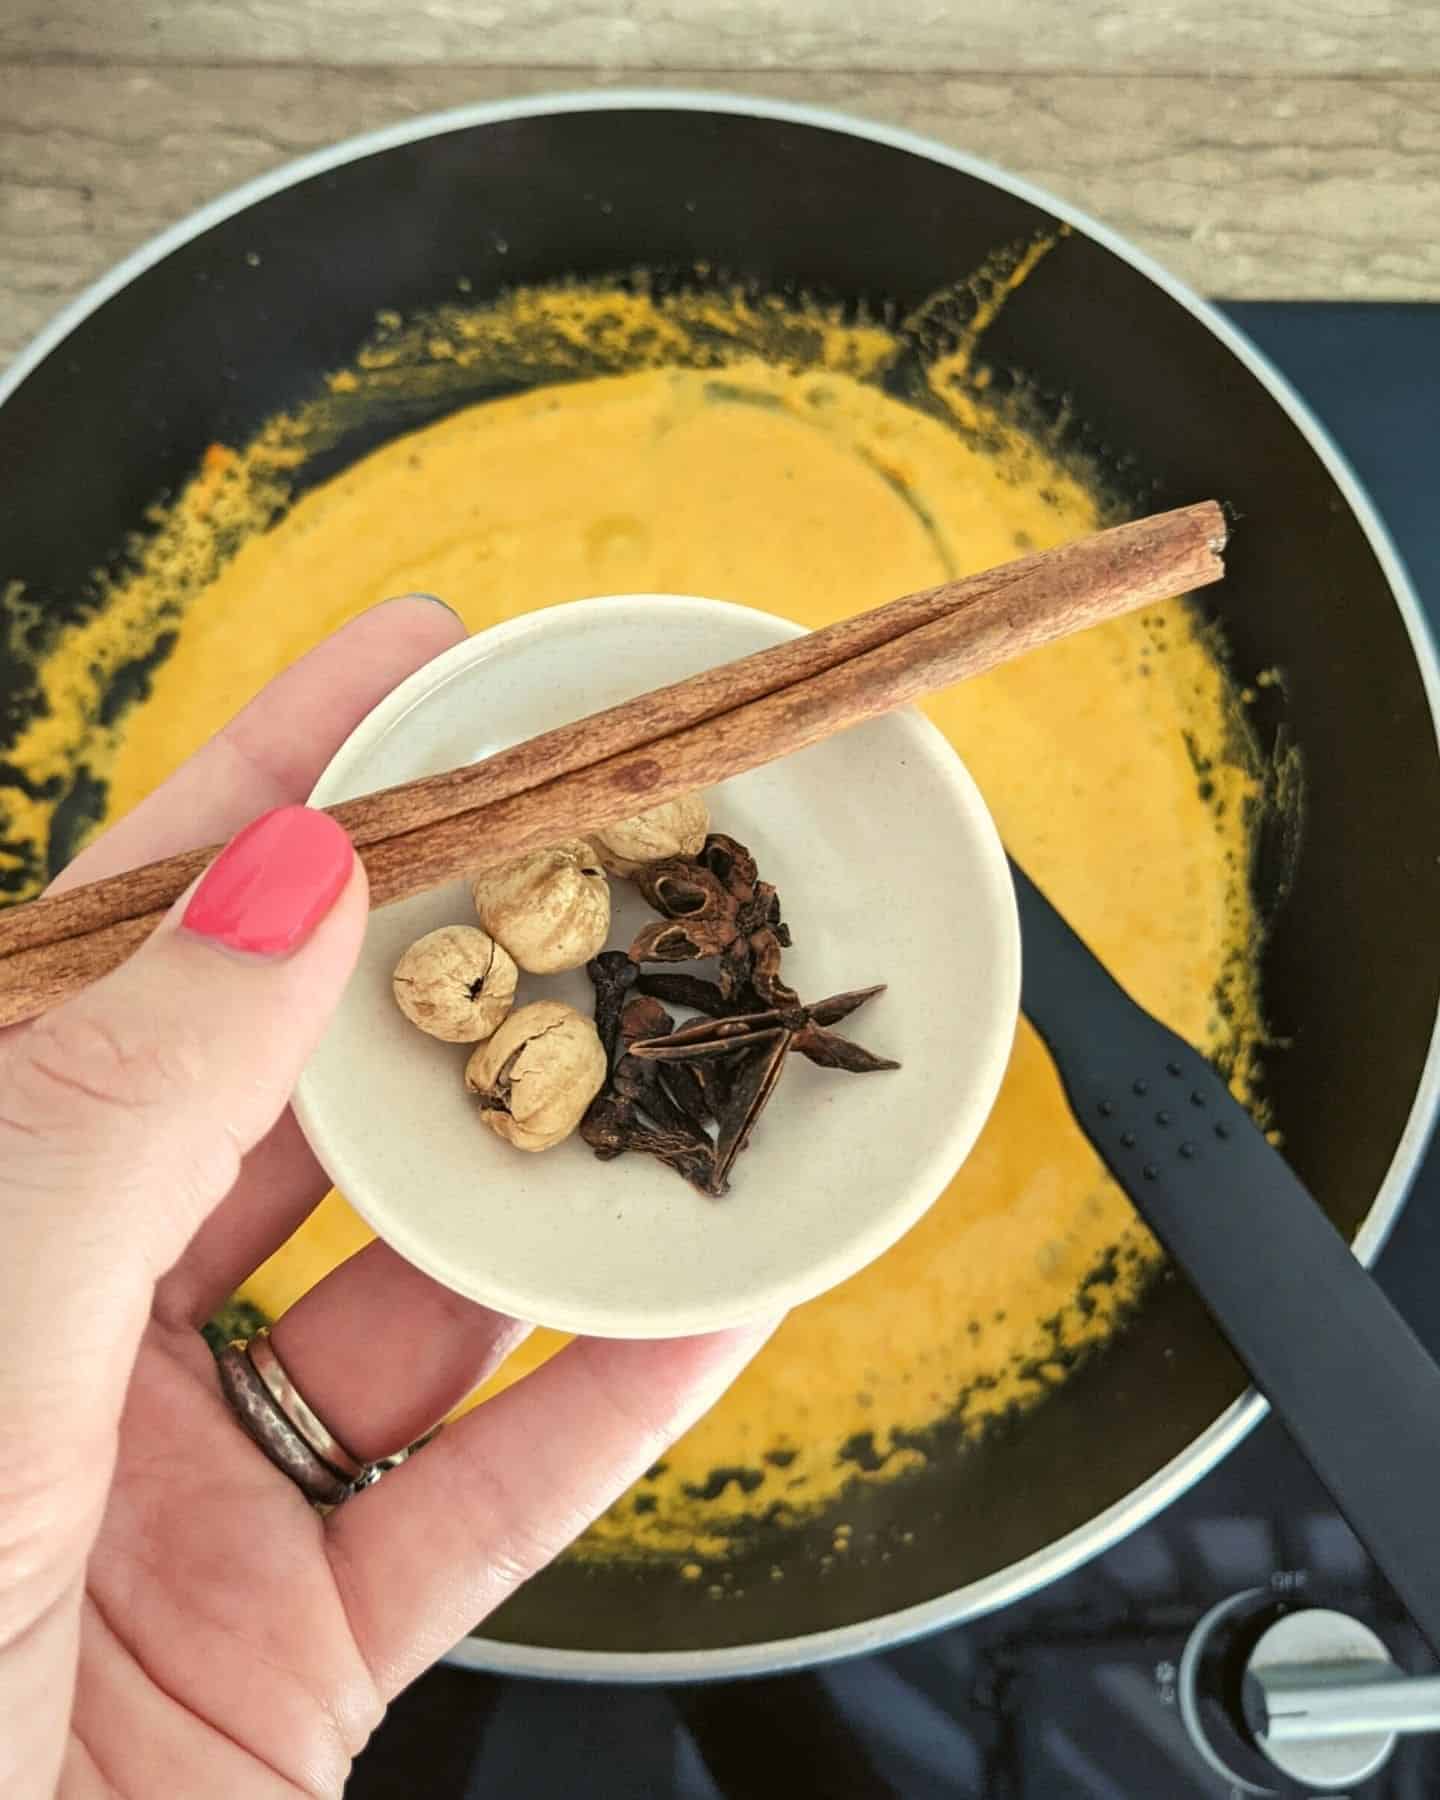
<box><xmin>6</xmin><ymin>86</ymin><xmax>1438</xmax><ymax>1682</ymax></box>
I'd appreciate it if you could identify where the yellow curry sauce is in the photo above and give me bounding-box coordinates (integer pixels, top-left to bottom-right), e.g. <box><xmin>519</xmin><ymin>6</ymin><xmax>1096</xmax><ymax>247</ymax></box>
<box><xmin>0</xmin><ymin>276</ymin><xmax>1264</xmax><ymax>1566</ymax></box>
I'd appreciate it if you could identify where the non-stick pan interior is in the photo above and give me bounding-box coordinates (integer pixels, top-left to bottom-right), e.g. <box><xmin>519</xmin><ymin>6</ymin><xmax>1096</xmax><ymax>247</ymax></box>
<box><xmin>2</xmin><ymin>102</ymin><xmax>1437</xmax><ymax>1660</ymax></box>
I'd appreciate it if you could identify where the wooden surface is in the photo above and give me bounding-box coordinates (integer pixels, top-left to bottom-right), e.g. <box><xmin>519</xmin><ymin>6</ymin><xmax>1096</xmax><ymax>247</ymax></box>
<box><xmin>2</xmin><ymin>4</ymin><xmax>1438</xmax><ymax>368</ymax></box>
<box><xmin>5</xmin><ymin>0</ymin><xmax>1434</xmax><ymax>73</ymax></box>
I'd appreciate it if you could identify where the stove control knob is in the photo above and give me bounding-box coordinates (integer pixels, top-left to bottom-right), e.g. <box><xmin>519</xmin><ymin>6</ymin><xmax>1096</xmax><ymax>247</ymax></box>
<box><xmin>1241</xmin><ymin>1605</ymin><xmax>1431</xmax><ymax>1791</ymax></box>
<box><xmin>1178</xmin><ymin>1590</ymin><xmax>1436</xmax><ymax>1793</ymax></box>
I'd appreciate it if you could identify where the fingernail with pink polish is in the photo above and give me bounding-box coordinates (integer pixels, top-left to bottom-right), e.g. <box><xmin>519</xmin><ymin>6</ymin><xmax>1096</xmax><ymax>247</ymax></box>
<box><xmin>183</xmin><ymin>806</ymin><xmax>354</xmax><ymax>957</ymax></box>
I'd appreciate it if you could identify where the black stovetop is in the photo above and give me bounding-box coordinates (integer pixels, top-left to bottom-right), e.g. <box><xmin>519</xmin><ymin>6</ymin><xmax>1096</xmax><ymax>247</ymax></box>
<box><xmin>348</xmin><ymin>304</ymin><xmax>1440</xmax><ymax>1800</ymax></box>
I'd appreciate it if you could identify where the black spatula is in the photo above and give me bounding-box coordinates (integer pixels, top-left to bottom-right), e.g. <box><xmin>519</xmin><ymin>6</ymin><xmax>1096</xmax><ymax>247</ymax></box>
<box><xmin>1012</xmin><ymin>858</ymin><xmax>1440</xmax><ymax>1654</ymax></box>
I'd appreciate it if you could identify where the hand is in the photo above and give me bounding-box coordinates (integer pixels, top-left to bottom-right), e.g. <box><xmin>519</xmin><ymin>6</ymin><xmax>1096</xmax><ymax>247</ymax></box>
<box><xmin>0</xmin><ymin>598</ymin><xmax>773</xmax><ymax>1798</ymax></box>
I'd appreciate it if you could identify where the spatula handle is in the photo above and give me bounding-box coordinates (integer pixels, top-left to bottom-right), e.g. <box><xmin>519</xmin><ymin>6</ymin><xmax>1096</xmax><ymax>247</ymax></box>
<box><xmin>1011</xmin><ymin>859</ymin><xmax>1440</xmax><ymax>1656</ymax></box>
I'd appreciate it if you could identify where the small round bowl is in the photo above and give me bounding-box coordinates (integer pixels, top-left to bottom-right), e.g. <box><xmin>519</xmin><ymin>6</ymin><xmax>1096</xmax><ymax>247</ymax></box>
<box><xmin>296</xmin><ymin>595</ymin><xmax>1020</xmax><ymax>1338</ymax></box>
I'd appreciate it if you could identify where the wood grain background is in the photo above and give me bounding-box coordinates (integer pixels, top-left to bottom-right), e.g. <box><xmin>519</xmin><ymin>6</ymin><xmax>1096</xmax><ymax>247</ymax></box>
<box><xmin>2</xmin><ymin>1</ymin><xmax>1437</xmax><ymax>366</ymax></box>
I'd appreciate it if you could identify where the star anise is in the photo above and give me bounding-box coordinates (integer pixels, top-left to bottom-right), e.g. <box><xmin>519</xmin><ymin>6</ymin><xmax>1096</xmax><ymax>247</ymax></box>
<box><xmin>629</xmin><ymin>987</ymin><xmax>898</xmax><ymax>1194</ymax></box>
<box><xmin>630</xmin><ymin>987</ymin><xmax>898</xmax><ymax>1073</ymax></box>
<box><xmin>629</xmin><ymin>834</ymin><xmax>797</xmax><ymax>1008</ymax></box>
<box><xmin>583</xmin><ymin>834</ymin><xmax>898</xmax><ymax>1197</ymax></box>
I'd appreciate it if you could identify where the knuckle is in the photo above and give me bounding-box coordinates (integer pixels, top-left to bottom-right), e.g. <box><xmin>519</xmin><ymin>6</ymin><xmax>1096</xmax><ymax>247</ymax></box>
<box><xmin>462</xmin><ymin>1464</ymin><xmax>576</xmax><ymax>1595</ymax></box>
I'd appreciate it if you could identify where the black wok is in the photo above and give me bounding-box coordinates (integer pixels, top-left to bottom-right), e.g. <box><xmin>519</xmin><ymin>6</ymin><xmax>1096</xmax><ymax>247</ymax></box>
<box><xmin>2</xmin><ymin>94</ymin><xmax>1437</xmax><ymax>1678</ymax></box>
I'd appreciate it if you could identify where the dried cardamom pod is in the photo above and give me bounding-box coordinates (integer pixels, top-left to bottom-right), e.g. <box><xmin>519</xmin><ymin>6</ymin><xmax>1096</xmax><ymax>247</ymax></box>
<box><xmin>471</xmin><ymin>838</ymin><xmax>610</xmax><ymax>974</ymax></box>
<box><xmin>391</xmin><ymin>925</ymin><xmax>518</xmax><ymax>1043</ymax></box>
<box><xmin>465</xmin><ymin>1000</ymin><xmax>607</xmax><ymax>1152</ymax></box>
<box><xmin>589</xmin><ymin>793</ymin><xmax>709</xmax><ymax>878</ymax></box>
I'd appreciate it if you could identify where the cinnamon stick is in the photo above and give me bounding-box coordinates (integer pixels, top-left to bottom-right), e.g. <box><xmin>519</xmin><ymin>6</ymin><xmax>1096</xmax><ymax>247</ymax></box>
<box><xmin>0</xmin><ymin>502</ymin><xmax>1225</xmax><ymax>1026</ymax></box>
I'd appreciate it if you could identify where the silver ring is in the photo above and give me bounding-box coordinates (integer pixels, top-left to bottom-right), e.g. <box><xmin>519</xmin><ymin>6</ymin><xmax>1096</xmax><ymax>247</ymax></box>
<box><xmin>246</xmin><ymin>1327</ymin><xmax>368</xmax><ymax>1482</ymax></box>
<box><xmin>215</xmin><ymin>1342</ymin><xmax>354</xmax><ymax>1507</ymax></box>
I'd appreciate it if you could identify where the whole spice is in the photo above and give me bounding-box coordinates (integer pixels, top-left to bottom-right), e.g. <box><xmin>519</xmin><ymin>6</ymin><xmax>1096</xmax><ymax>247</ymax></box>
<box><xmin>586</xmin><ymin>950</ymin><xmax>640</xmax><ymax>1069</ymax></box>
<box><xmin>615</xmin><ymin>997</ymin><xmax>714</xmax><ymax>1146</ymax></box>
<box><xmin>465</xmin><ymin>999</ymin><xmax>607</xmax><ymax>1151</ymax></box>
<box><xmin>581</xmin><ymin>993</ymin><xmax>718</xmax><ymax>1191</ymax></box>
<box><xmin>0</xmin><ymin>504</ymin><xmax>1225</xmax><ymax>1029</ymax></box>
<box><xmin>581</xmin><ymin>1090</ymin><xmax>719</xmax><ymax>1193</ymax></box>
<box><xmin>632</xmin><ymin>988</ymin><xmax>900</xmax><ymax>1076</ymax></box>
<box><xmin>471</xmin><ymin>838</ymin><xmax>610</xmax><ymax>974</ymax></box>
<box><xmin>630</xmin><ymin>834</ymin><xmax>796</xmax><ymax>1008</ymax></box>
<box><xmin>589</xmin><ymin>793</ymin><xmax>710</xmax><ymax>879</ymax></box>
<box><xmin>631</xmin><ymin>988</ymin><xmax>899</xmax><ymax>1194</ymax></box>
<box><xmin>391</xmin><ymin>924</ymin><xmax>518</xmax><ymax>1042</ymax></box>
<box><xmin>633</xmin><ymin>971</ymin><xmax>731</xmax><ymax>1017</ymax></box>
<box><xmin>582</xmin><ymin>832</ymin><xmax>899</xmax><ymax>1196</ymax></box>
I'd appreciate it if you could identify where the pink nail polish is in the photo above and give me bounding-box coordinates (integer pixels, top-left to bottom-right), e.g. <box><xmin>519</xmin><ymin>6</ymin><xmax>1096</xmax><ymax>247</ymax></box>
<box><xmin>183</xmin><ymin>806</ymin><xmax>354</xmax><ymax>956</ymax></box>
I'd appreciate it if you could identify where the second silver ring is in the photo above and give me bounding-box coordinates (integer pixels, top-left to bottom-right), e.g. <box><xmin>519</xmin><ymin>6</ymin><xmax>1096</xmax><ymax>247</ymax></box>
<box><xmin>246</xmin><ymin>1326</ymin><xmax>367</xmax><ymax>1482</ymax></box>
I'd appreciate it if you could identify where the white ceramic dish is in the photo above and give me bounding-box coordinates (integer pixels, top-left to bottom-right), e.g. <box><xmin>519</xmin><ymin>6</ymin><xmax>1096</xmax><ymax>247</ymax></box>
<box><xmin>296</xmin><ymin>595</ymin><xmax>1020</xmax><ymax>1338</ymax></box>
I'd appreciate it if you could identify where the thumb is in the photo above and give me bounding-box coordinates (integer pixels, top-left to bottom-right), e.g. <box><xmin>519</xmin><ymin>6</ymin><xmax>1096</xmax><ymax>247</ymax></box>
<box><xmin>0</xmin><ymin>806</ymin><xmax>365</xmax><ymax>1466</ymax></box>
